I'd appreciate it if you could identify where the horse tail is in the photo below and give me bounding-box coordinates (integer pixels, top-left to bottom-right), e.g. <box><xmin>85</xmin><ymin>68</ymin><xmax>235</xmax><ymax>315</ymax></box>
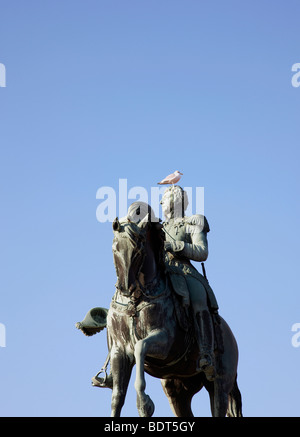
<box><xmin>227</xmin><ymin>376</ymin><xmax>243</xmax><ymax>417</ymax></box>
<box><xmin>76</xmin><ymin>307</ymin><xmax>108</xmax><ymax>337</ymax></box>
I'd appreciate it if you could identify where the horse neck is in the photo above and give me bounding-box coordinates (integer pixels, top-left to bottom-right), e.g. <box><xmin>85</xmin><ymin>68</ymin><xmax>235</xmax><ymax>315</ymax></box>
<box><xmin>139</xmin><ymin>238</ymin><xmax>159</xmax><ymax>286</ymax></box>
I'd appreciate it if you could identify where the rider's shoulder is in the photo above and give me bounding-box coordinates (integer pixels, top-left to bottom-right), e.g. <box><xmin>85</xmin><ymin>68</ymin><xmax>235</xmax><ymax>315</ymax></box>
<box><xmin>184</xmin><ymin>214</ymin><xmax>210</xmax><ymax>233</ymax></box>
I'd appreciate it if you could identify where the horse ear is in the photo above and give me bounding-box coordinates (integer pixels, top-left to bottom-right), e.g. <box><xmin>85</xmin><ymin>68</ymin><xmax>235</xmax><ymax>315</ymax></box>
<box><xmin>113</xmin><ymin>217</ymin><xmax>120</xmax><ymax>232</ymax></box>
<box><xmin>138</xmin><ymin>213</ymin><xmax>149</xmax><ymax>229</ymax></box>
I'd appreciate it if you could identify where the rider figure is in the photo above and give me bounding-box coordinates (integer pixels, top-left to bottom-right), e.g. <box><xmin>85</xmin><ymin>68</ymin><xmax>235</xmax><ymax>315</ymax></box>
<box><xmin>160</xmin><ymin>185</ymin><xmax>219</xmax><ymax>381</ymax></box>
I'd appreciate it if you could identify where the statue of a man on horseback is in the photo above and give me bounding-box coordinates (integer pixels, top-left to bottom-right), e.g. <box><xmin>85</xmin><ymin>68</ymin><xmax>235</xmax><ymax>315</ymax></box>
<box><xmin>160</xmin><ymin>185</ymin><xmax>219</xmax><ymax>381</ymax></box>
<box><xmin>76</xmin><ymin>185</ymin><xmax>242</xmax><ymax>417</ymax></box>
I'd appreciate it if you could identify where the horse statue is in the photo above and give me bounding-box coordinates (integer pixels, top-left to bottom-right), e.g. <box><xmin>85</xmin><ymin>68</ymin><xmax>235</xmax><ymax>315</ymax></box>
<box><xmin>76</xmin><ymin>202</ymin><xmax>242</xmax><ymax>417</ymax></box>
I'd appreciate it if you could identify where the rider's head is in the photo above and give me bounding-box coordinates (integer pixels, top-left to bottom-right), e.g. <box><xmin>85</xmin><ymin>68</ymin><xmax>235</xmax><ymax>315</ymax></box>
<box><xmin>160</xmin><ymin>186</ymin><xmax>189</xmax><ymax>220</ymax></box>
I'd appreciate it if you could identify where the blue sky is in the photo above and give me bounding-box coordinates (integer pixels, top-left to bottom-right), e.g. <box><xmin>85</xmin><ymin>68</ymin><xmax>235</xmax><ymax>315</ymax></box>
<box><xmin>0</xmin><ymin>0</ymin><xmax>299</xmax><ymax>416</ymax></box>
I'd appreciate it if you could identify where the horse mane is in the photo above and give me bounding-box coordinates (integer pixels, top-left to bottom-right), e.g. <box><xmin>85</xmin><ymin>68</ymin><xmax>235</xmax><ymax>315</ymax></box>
<box><xmin>148</xmin><ymin>221</ymin><xmax>166</xmax><ymax>273</ymax></box>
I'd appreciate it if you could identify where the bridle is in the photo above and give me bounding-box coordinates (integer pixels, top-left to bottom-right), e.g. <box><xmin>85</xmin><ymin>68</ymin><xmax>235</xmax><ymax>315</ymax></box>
<box><xmin>113</xmin><ymin>222</ymin><xmax>165</xmax><ymax>301</ymax></box>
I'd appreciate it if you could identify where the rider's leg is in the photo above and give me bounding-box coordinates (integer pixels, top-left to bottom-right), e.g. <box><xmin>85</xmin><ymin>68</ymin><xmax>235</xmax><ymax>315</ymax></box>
<box><xmin>186</xmin><ymin>276</ymin><xmax>215</xmax><ymax>380</ymax></box>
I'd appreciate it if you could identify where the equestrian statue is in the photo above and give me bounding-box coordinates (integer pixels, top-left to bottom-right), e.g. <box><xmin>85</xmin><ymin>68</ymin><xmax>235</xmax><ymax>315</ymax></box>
<box><xmin>76</xmin><ymin>185</ymin><xmax>242</xmax><ymax>417</ymax></box>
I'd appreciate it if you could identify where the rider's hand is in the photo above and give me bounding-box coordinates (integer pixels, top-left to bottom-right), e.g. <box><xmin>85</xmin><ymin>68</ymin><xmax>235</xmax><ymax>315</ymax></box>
<box><xmin>164</xmin><ymin>240</ymin><xmax>185</xmax><ymax>253</ymax></box>
<box><xmin>164</xmin><ymin>241</ymin><xmax>173</xmax><ymax>251</ymax></box>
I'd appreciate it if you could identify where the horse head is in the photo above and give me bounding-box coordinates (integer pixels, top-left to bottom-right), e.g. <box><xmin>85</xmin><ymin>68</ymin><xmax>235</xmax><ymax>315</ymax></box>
<box><xmin>112</xmin><ymin>213</ymin><xmax>149</xmax><ymax>295</ymax></box>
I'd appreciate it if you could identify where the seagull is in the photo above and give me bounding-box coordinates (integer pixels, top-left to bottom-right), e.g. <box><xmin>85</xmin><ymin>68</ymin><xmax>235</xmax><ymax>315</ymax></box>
<box><xmin>157</xmin><ymin>170</ymin><xmax>183</xmax><ymax>185</ymax></box>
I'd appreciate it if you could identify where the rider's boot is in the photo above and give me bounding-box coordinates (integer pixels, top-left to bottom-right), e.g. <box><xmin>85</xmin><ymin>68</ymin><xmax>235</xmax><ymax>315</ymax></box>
<box><xmin>195</xmin><ymin>310</ymin><xmax>216</xmax><ymax>381</ymax></box>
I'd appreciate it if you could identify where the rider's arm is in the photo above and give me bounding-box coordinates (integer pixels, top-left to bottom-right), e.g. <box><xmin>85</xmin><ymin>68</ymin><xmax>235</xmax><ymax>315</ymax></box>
<box><xmin>166</xmin><ymin>215</ymin><xmax>210</xmax><ymax>262</ymax></box>
<box><xmin>170</xmin><ymin>228</ymin><xmax>208</xmax><ymax>261</ymax></box>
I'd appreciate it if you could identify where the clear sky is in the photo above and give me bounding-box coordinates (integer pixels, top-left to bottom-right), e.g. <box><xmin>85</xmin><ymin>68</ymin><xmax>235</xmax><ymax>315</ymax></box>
<box><xmin>0</xmin><ymin>0</ymin><xmax>299</xmax><ymax>417</ymax></box>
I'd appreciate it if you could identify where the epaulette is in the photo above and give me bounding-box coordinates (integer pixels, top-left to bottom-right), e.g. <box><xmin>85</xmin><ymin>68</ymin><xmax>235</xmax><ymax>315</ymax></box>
<box><xmin>185</xmin><ymin>214</ymin><xmax>210</xmax><ymax>232</ymax></box>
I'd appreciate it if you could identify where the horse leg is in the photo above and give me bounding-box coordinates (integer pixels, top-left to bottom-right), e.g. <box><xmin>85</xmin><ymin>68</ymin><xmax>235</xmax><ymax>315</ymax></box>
<box><xmin>110</xmin><ymin>345</ymin><xmax>134</xmax><ymax>417</ymax></box>
<box><xmin>161</xmin><ymin>376</ymin><xmax>204</xmax><ymax>417</ymax></box>
<box><xmin>134</xmin><ymin>329</ymin><xmax>169</xmax><ymax>417</ymax></box>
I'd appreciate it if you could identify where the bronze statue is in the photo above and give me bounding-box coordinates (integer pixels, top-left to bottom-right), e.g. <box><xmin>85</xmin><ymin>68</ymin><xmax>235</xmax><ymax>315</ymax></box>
<box><xmin>76</xmin><ymin>189</ymin><xmax>242</xmax><ymax>417</ymax></box>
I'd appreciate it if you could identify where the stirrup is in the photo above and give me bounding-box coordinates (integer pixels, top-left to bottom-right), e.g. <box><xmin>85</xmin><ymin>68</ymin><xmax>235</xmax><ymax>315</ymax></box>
<box><xmin>91</xmin><ymin>369</ymin><xmax>113</xmax><ymax>388</ymax></box>
<box><xmin>91</xmin><ymin>353</ymin><xmax>112</xmax><ymax>388</ymax></box>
